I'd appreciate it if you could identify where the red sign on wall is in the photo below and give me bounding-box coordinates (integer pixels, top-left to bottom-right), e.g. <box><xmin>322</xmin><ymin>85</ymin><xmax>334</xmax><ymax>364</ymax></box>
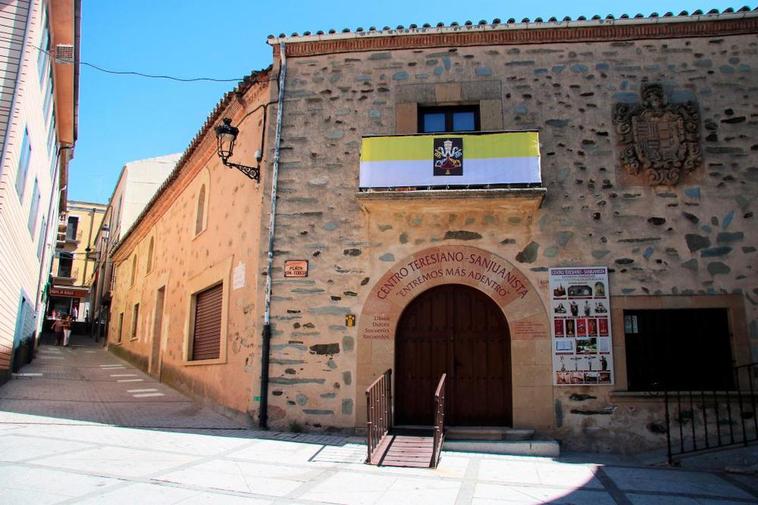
<box><xmin>284</xmin><ymin>260</ymin><xmax>309</xmax><ymax>278</ymax></box>
<box><xmin>50</xmin><ymin>287</ymin><xmax>89</xmax><ymax>298</ymax></box>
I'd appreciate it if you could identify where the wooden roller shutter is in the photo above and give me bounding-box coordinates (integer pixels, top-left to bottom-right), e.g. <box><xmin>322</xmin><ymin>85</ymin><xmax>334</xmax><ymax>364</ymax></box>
<box><xmin>192</xmin><ymin>283</ymin><xmax>223</xmax><ymax>360</ymax></box>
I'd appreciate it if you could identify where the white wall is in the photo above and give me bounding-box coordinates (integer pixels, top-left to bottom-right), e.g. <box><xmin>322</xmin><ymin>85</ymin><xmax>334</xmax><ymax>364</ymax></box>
<box><xmin>0</xmin><ymin>0</ymin><xmax>63</xmax><ymax>369</ymax></box>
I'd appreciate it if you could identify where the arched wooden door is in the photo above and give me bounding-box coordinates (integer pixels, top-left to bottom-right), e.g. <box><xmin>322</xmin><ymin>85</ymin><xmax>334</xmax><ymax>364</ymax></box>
<box><xmin>395</xmin><ymin>284</ymin><xmax>512</xmax><ymax>426</ymax></box>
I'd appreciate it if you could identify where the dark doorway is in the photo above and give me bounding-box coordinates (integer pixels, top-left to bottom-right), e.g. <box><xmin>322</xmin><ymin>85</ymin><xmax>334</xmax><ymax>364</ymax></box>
<box><xmin>624</xmin><ymin>308</ymin><xmax>734</xmax><ymax>391</ymax></box>
<box><xmin>395</xmin><ymin>284</ymin><xmax>512</xmax><ymax>426</ymax></box>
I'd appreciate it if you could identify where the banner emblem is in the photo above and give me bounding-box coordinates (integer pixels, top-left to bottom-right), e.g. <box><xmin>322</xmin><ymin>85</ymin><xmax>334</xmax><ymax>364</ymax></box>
<box><xmin>433</xmin><ymin>138</ymin><xmax>463</xmax><ymax>176</ymax></box>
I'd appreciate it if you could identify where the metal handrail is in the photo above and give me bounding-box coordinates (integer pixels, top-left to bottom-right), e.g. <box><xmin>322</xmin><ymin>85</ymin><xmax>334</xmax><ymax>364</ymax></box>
<box><xmin>366</xmin><ymin>369</ymin><xmax>392</xmax><ymax>464</ymax></box>
<box><xmin>432</xmin><ymin>373</ymin><xmax>446</xmax><ymax>468</ymax></box>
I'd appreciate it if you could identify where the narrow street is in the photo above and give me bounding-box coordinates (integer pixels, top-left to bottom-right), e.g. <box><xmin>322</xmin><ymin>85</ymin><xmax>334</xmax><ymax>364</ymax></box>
<box><xmin>0</xmin><ymin>334</ymin><xmax>756</xmax><ymax>504</ymax></box>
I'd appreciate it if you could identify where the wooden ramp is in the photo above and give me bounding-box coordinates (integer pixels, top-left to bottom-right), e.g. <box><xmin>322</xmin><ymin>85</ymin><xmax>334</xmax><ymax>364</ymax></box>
<box><xmin>379</xmin><ymin>434</ymin><xmax>435</xmax><ymax>468</ymax></box>
<box><xmin>365</xmin><ymin>371</ymin><xmax>446</xmax><ymax>469</ymax></box>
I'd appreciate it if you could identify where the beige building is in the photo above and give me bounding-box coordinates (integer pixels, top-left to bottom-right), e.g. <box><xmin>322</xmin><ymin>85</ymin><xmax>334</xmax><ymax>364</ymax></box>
<box><xmin>108</xmin><ymin>70</ymin><xmax>269</xmax><ymax>415</ymax></box>
<box><xmin>47</xmin><ymin>200</ymin><xmax>105</xmax><ymax>322</ymax></box>
<box><xmin>108</xmin><ymin>10</ymin><xmax>758</xmax><ymax>454</ymax></box>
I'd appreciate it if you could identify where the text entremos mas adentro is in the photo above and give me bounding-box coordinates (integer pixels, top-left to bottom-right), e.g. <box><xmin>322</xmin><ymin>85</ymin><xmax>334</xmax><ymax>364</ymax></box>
<box><xmin>376</xmin><ymin>251</ymin><xmax>529</xmax><ymax>300</ymax></box>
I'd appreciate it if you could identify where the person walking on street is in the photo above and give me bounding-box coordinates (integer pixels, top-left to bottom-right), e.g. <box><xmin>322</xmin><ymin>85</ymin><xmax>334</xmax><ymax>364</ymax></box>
<box><xmin>62</xmin><ymin>315</ymin><xmax>73</xmax><ymax>347</ymax></box>
<box><xmin>52</xmin><ymin>317</ymin><xmax>64</xmax><ymax>346</ymax></box>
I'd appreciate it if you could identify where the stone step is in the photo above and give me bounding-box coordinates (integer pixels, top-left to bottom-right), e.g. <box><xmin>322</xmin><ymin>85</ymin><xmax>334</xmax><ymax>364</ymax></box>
<box><xmin>443</xmin><ymin>439</ymin><xmax>560</xmax><ymax>458</ymax></box>
<box><xmin>445</xmin><ymin>426</ymin><xmax>535</xmax><ymax>441</ymax></box>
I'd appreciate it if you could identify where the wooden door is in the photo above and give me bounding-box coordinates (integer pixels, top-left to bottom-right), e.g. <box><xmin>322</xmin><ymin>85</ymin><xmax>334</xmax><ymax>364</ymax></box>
<box><xmin>395</xmin><ymin>284</ymin><xmax>512</xmax><ymax>426</ymax></box>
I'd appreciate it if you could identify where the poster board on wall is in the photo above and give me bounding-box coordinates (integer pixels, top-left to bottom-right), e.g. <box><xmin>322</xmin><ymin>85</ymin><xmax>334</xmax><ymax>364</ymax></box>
<box><xmin>549</xmin><ymin>267</ymin><xmax>613</xmax><ymax>386</ymax></box>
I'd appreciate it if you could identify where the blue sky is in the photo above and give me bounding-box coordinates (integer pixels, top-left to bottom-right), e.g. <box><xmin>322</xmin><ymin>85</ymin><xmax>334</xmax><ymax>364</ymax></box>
<box><xmin>71</xmin><ymin>0</ymin><xmax>748</xmax><ymax>203</ymax></box>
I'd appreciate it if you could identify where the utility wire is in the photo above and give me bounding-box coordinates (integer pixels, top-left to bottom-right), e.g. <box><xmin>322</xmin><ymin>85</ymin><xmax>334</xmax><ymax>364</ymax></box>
<box><xmin>79</xmin><ymin>61</ymin><xmax>243</xmax><ymax>83</ymax></box>
<box><xmin>0</xmin><ymin>33</ymin><xmax>246</xmax><ymax>83</ymax></box>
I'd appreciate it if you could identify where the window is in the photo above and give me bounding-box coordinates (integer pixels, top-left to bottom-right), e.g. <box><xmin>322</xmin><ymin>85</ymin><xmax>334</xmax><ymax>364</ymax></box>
<box><xmin>36</xmin><ymin>216</ymin><xmax>46</xmax><ymax>258</ymax></box>
<box><xmin>146</xmin><ymin>237</ymin><xmax>154</xmax><ymax>273</ymax></box>
<box><xmin>57</xmin><ymin>252</ymin><xmax>73</xmax><ymax>277</ymax></box>
<box><xmin>49</xmin><ymin>144</ymin><xmax>58</xmax><ymax>177</ymax></box>
<box><xmin>130</xmin><ymin>304</ymin><xmax>140</xmax><ymax>340</ymax></box>
<box><xmin>624</xmin><ymin>309</ymin><xmax>733</xmax><ymax>391</ymax></box>
<box><xmin>37</xmin><ymin>5</ymin><xmax>50</xmax><ymax>84</ymax></box>
<box><xmin>130</xmin><ymin>254</ymin><xmax>137</xmax><ymax>286</ymax></box>
<box><xmin>66</xmin><ymin>215</ymin><xmax>78</xmax><ymax>241</ymax></box>
<box><xmin>42</xmin><ymin>67</ymin><xmax>54</xmax><ymax>123</ymax></box>
<box><xmin>27</xmin><ymin>179</ymin><xmax>40</xmax><ymax>234</ymax></box>
<box><xmin>195</xmin><ymin>185</ymin><xmax>206</xmax><ymax>235</ymax></box>
<box><xmin>47</xmin><ymin>111</ymin><xmax>57</xmax><ymax>172</ymax></box>
<box><xmin>418</xmin><ymin>105</ymin><xmax>480</xmax><ymax>133</ymax></box>
<box><xmin>190</xmin><ymin>283</ymin><xmax>223</xmax><ymax>361</ymax></box>
<box><xmin>116</xmin><ymin>312</ymin><xmax>124</xmax><ymax>343</ymax></box>
<box><xmin>15</xmin><ymin>128</ymin><xmax>31</xmax><ymax>200</ymax></box>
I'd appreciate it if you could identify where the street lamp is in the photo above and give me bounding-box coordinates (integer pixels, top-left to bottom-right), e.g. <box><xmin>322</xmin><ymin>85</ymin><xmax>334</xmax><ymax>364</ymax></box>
<box><xmin>214</xmin><ymin>118</ymin><xmax>261</xmax><ymax>182</ymax></box>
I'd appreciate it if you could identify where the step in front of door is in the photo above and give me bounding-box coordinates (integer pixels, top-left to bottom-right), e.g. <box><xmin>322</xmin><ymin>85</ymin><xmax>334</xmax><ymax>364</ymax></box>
<box><xmin>443</xmin><ymin>439</ymin><xmax>559</xmax><ymax>457</ymax></box>
<box><xmin>445</xmin><ymin>426</ymin><xmax>535</xmax><ymax>441</ymax></box>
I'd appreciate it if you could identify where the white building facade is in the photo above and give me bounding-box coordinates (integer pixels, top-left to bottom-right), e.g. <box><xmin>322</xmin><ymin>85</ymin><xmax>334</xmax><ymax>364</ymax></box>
<box><xmin>89</xmin><ymin>153</ymin><xmax>180</xmax><ymax>341</ymax></box>
<box><xmin>0</xmin><ymin>0</ymin><xmax>79</xmax><ymax>381</ymax></box>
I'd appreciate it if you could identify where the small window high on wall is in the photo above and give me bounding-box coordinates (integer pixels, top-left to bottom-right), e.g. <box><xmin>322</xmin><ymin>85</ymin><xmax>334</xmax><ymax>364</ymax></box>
<box><xmin>624</xmin><ymin>308</ymin><xmax>734</xmax><ymax>391</ymax></box>
<box><xmin>146</xmin><ymin>237</ymin><xmax>154</xmax><ymax>273</ymax></box>
<box><xmin>195</xmin><ymin>185</ymin><xmax>206</xmax><ymax>235</ymax></box>
<box><xmin>418</xmin><ymin>105</ymin><xmax>480</xmax><ymax>133</ymax></box>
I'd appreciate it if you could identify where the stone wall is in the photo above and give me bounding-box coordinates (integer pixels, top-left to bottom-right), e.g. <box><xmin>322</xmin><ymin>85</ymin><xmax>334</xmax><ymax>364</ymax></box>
<box><xmin>264</xmin><ymin>32</ymin><xmax>758</xmax><ymax>451</ymax></box>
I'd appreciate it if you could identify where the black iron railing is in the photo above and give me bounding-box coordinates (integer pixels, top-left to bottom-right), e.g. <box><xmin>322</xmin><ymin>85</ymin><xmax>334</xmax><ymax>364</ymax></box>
<box><xmin>432</xmin><ymin>373</ymin><xmax>446</xmax><ymax>469</ymax></box>
<box><xmin>366</xmin><ymin>369</ymin><xmax>392</xmax><ymax>465</ymax></box>
<box><xmin>661</xmin><ymin>362</ymin><xmax>758</xmax><ymax>464</ymax></box>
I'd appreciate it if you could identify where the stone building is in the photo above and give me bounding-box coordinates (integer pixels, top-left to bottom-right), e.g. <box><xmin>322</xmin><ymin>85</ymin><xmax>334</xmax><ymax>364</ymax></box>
<box><xmin>108</xmin><ymin>9</ymin><xmax>758</xmax><ymax>453</ymax></box>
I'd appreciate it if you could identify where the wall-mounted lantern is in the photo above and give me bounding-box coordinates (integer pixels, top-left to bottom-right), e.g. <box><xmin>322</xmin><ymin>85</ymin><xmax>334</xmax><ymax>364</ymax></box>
<box><xmin>214</xmin><ymin>117</ymin><xmax>261</xmax><ymax>182</ymax></box>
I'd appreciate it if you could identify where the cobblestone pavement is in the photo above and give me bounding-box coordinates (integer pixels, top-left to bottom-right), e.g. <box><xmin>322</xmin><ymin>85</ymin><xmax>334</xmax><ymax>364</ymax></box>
<box><xmin>1</xmin><ymin>335</ymin><xmax>758</xmax><ymax>504</ymax></box>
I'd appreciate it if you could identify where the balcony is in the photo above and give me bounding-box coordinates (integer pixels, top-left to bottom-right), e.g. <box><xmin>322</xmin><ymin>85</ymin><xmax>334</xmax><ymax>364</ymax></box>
<box><xmin>52</xmin><ymin>273</ymin><xmax>76</xmax><ymax>286</ymax></box>
<box><xmin>357</xmin><ymin>131</ymin><xmax>545</xmax><ymax>211</ymax></box>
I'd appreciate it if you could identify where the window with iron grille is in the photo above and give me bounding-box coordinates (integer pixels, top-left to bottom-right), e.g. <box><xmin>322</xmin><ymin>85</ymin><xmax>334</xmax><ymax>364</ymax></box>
<box><xmin>190</xmin><ymin>283</ymin><xmax>223</xmax><ymax>361</ymax></box>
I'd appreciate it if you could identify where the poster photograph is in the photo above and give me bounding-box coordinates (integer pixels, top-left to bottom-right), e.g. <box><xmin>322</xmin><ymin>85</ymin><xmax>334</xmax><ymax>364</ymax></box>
<box><xmin>549</xmin><ymin>266</ymin><xmax>614</xmax><ymax>386</ymax></box>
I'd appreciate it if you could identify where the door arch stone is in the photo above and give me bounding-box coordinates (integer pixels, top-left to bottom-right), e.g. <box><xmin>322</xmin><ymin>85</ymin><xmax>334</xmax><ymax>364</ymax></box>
<box><xmin>356</xmin><ymin>245</ymin><xmax>552</xmax><ymax>430</ymax></box>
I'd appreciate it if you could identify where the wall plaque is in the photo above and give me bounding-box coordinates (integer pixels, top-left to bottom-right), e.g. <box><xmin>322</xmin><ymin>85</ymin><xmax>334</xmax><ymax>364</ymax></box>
<box><xmin>613</xmin><ymin>83</ymin><xmax>702</xmax><ymax>186</ymax></box>
<box><xmin>284</xmin><ymin>260</ymin><xmax>308</xmax><ymax>278</ymax></box>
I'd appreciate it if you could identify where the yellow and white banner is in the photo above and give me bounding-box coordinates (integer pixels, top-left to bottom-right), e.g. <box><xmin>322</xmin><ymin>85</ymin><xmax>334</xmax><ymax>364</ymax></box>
<box><xmin>359</xmin><ymin>132</ymin><xmax>541</xmax><ymax>189</ymax></box>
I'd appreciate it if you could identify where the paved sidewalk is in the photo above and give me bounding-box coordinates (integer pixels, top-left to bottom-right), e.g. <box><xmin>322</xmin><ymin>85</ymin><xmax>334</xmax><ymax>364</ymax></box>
<box><xmin>0</xmin><ymin>335</ymin><xmax>757</xmax><ymax>504</ymax></box>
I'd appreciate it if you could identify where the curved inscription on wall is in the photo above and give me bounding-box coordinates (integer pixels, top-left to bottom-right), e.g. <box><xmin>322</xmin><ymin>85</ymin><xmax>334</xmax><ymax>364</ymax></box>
<box><xmin>359</xmin><ymin>245</ymin><xmax>548</xmax><ymax>342</ymax></box>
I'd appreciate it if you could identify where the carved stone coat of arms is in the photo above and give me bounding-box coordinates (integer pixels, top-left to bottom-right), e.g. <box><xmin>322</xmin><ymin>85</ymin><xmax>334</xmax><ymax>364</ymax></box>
<box><xmin>613</xmin><ymin>83</ymin><xmax>702</xmax><ymax>186</ymax></box>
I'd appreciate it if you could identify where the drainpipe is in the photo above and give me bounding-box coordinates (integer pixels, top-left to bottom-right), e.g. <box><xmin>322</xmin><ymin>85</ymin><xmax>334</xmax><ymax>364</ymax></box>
<box><xmin>259</xmin><ymin>42</ymin><xmax>287</xmax><ymax>429</ymax></box>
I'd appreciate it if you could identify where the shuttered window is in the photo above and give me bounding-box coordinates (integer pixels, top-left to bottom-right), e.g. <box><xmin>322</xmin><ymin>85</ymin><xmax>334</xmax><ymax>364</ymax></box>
<box><xmin>191</xmin><ymin>283</ymin><xmax>223</xmax><ymax>360</ymax></box>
